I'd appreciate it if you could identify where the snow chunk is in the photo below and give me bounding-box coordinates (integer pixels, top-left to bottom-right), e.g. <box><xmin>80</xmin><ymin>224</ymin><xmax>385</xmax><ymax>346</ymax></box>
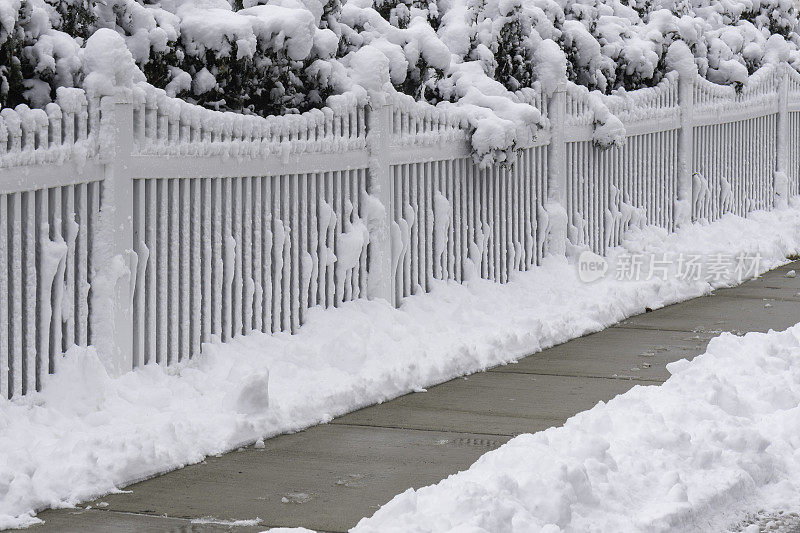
<box><xmin>81</xmin><ymin>28</ymin><xmax>143</xmax><ymax>97</ymax></box>
<box><xmin>666</xmin><ymin>40</ymin><xmax>698</xmax><ymax>78</ymax></box>
<box><xmin>354</xmin><ymin>321</ymin><xmax>800</xmax><ymax>532</ymax></box>
<box><xmin>231</xmin><ymin>371</ymin><xmax>270</xmax><ymax>415</ymax></box>
<box><xmin>533</xmin><ymin>39</ymin><xmax>567</xmax><ymax>97</ymax></box>
<box><xmin>192</xmin><ymin>67</ymin><xmax>218</xmax><ymax>95</ymax></box>
<box><xmin>347</xmin><ymin>46</ymin><xmax>392</xmax><ymax>93</ymax></box>
<box><xmin>240</xmin><ymin>4</ymin><xmax>317</xmax><ymax>61</ymax></box>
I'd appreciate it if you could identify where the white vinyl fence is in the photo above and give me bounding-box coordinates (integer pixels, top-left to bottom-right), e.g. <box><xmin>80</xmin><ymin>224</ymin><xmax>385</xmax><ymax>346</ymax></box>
<box><xmin>2</xmin><ymin>62</ymin><xmax>800</xmax><ymax>398</ymax></box>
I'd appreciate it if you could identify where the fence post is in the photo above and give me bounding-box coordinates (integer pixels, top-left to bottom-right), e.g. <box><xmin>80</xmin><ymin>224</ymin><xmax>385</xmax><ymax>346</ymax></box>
<box><xmin>92</xmin><ymin>89</ymin><xmax>136</xmax><ymax>375</ymax></box>
<box><xmin>775</xmin><ymin>62</ymin><xmax>790</xmax><ymax>209</ymax></box>
<box><xmin>545</xmin><ymin>84</ymin><xmax>568</xmax><ymax>256</ymax></box>
<box><xmin>366</xmin><ymin>94</ymin><xmax>395</xmax><ymax>305</ymax></box>
<box><xmin>675</xmin><ymin>71</ymin><xmax>695</xmax><ymax>227</ymax></box>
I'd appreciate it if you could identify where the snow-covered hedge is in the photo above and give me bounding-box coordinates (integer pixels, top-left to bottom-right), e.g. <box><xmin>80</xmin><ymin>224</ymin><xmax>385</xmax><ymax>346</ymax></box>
<box><xmin>1</xmin><ymin>0</ymin><xmax>798</xmax><ymax>159</ymax></box>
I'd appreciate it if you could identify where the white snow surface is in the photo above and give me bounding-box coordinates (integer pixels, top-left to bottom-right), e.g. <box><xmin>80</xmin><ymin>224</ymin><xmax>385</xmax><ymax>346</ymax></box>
<box><xmin>4</xmin><ymin>206</ymin><xmax>800</xmax><ymax>529</ymax></box>
<box><xmin>353</xmin><ymin>311</ymin><xmax>800</xmax><ymax>532</ymax></box>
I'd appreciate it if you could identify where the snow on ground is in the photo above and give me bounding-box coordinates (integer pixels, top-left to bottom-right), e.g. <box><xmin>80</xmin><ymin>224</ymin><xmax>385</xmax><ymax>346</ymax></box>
<box><xmin>732</xmin><ymin>511</ymin><xmax>800</xmax><ymax>533</ymax></box>
<box><xmin>352</xmin><ymin>305</ymin><xmax>800</xmax><ymax>533</ymax></box>
<box><xmin>3</xmin><ymin>205</ymin><xmax>800</xmax><ymax>529</ymax></box>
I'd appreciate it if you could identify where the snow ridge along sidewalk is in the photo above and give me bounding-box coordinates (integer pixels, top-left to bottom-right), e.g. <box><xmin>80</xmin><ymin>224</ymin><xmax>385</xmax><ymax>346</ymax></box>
<box><xmin>3</xmin><ymin>205</ymin><xmax>800</xmax><ymax>529</ymax></box>
<box><xmin>354</xmin><ymin>312</ymin><xmax>800</xmax><ymax>533</ymax></box>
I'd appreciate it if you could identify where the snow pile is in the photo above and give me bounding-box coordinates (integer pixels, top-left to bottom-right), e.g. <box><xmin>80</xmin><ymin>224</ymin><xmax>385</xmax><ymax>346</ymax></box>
<box><xmin>81</xmin><ymin>28</ymin><xmax>143</xmax><ymax>97</ymax></box>
<box><xmin>3</xmin><ymin>205</ymin><xmax>800</xmax><ymax>529</ymax></box>
<box><xmin>353</xmin><ymin>318</ymin><xmax>800</xmax><ymax>533</ymax></box>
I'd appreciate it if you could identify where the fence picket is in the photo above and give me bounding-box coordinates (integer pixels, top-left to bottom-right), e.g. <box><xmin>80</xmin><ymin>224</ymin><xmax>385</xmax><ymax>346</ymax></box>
<box><xmin>36</xmin><ymin>189</ymin><xmax>50</xmax><ymax>385</ymax></box>
<box><xmin>0</xmin><ymin>196</ymin><xmax>7</xmax><ymax>399</ymax></box>
<box><xmin>202</xmin><ymin>178</ymin><xmax>213</xmax><ymax>344</ymax></box>
<box><xmin>145</xmin><ymin>179</ymin><xmax>157</xmax><ymax>364</ymax></box>
<box><xmin>76</xmin><ymin>183</ymin><xmax>89</xmax><ymax>347</ymax></box>
<box><xmin>10</xmin><ymin>193</ymin><xmax>22</xmax><ymax>397</ymax></box>
<box><xmin>190</xmin><ymin>178</ymin><xmax>202</xmax><ymax>356</ymax></box>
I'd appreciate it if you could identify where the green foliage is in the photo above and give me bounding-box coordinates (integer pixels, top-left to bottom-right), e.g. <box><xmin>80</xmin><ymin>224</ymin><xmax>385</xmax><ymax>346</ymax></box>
<box><xmin>742</xmin><ymin>0</ymin><xmax>798</xmax><ymax>40</ymax></box>
<box><xmin>161</xmin><ymin>39</ymin><xmax>319</xmax><ymax>116</ymax></box>
<box><xmin>141</xmin><ymin>46</ymin><xmax>180</xmax><ymax>90</ymax></box>
<box><xmin>375</xmin><ymin>0</ymin><xmax>440</xmax><ymax>30</ymax></box>
<box><xmin>0</xmin><ymin>39</ymin><xmax>27</xmax><ymax>109</ymax></box>
<box><xmin>494</xmin><ymin>4</ymin><xmax>533</xmax><ymax>91</ymax></box>
<box><xmin>320</xmin><ymin>0</ymin><xmax>343</xmax><ymax>29</ymax></box>
<box><xmin>47</xmin><ymin>0</ymin><xmax>96</xmax><ymax>40</ymax></box>
<box><xmin>0</xmin><ymin>0</ymin><xmax>32</xmax><ymax>109</ymax></box>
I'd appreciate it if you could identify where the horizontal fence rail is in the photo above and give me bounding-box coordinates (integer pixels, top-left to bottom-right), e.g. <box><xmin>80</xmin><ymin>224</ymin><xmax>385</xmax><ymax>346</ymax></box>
<box><xmin>2</xmin><ymin>61</ymin><xmax>799</xmax><ymax>397</ymax></box>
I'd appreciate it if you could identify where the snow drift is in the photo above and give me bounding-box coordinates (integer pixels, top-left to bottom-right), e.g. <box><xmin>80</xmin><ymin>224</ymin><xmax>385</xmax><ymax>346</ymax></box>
<box><xmin>354</xmin><ymin>313</ymin><xmax>800</xmax><ymax>533</ymax></box>
<box><xmin>3</xmin><ymin>203</ymin><xmax>800</xmax><ymax>529</ymax></box>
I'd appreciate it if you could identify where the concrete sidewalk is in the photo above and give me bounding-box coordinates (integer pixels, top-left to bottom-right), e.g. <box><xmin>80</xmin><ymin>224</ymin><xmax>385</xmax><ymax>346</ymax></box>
<box><xmin>20</xmin><ymin>261</ymin><xmax>800</xmax><ymax>533</ymax></box>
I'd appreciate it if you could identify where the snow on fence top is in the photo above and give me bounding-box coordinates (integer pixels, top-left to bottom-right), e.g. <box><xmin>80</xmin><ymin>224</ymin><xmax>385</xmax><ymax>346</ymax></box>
<box><xmin>739</xmin><ymin>64</ymin><xmax>782</xmax><ymax>103</ymax></box>
<box><xmin>387</xmin><ymin>92</ymin><xmax>471</xmax><ymax>146</ymax></box>
<box><xmin>604</xmin><ymin>73</ymin><xmax>680</xmax><ymax>122</ymax></box>
<box><xmin>0</xmin><ymin>88</ymin><xmax>98</xmax><ymax>169</ymax></box>
<box><xmin>692</xmin><ymin>75</ymin><xmax>738</xmax><ymax>111</ymax></box>
<box><xmin>0</xmin><ymin>57</ymin><xmax>796</xmax><ymax>172</ymax></box>
<box><xmin>692</xmin><ymin>61</ymin><xmax>786</xmax><ymax>118</ymax></box>
<box><xmin>124</xmin><ymin>72</ymin><xmax>541</xmax><ymax>165</ymax></box>
<box><xmin>566</xmin><ymin>73</ymin><xmax>679</xmax><ymax>130</ymax></box>
<box><xmin>790</xmin><ymin>67</ymin><xmax>800</xmax><ymax>97</ymax></box>
<box><xmin>130</xmin><ymin>83</ymin><xmax>369</xmax><ymax>158</ymax></box>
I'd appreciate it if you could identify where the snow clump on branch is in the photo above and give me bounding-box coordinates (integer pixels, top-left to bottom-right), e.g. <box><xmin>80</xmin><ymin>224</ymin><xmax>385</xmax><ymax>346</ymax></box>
<box><xmin>1</xmin><ymin>0</ymin><xmax>799</xmax><ymax>162</ymax></box>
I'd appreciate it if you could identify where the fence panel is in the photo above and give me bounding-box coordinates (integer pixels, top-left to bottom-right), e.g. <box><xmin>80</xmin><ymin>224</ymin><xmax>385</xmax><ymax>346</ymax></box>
<box><xmin>692</xmin><ymin>115</ymin><xmax>777</xmax><ymax>221</ymax></box>
<box><xmin>566</xmin><ymin>130</ymin><xmax>678</xmax><ymax>254</ymax></box>
<box><xmin>0</xmin><ymin>181</ymin><xmax>99</xmax><ymax>398</ymax></box>
<box><xmin>0</xmin><ymin>88</ymin><xmax>101</xmax><ymax>399</ymax></box>
<box><xmin>1</xmin><ymin>63</ymin><xmax>798</xmax><ymax>395</ymax></box>
<box><xmin>791</xmin><ymin>111</ymin><xmax>800</xmax><ymax>197</ymax></box>
<box><xmin>565</xmin><ymin>75</ymin><xmax>680</xmax><ymax>254</ymax></box>
<box><xmin>788</xmin><ymin>68</ymin><xmax>800</xmax><ymax>197</ymax></box>
<box><xmin>691</xmin><ymin>67</ymin><xmax>780</xmax><ymax>221</ymax></box>
<box><xmin>132</xmin><ymin>171</ymin><xmax>369</xmax><ymax>365</ymax></box>
<box><xmin>391</xmin><ymin>145</ymin><xmax>548</xmax><ymax>301</ymax></box>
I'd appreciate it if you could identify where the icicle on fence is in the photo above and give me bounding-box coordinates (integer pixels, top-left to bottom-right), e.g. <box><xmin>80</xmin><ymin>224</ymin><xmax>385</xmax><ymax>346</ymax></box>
<box><xmin>2</xmin><ymin>61</ymin><xmax>800</xmax><ymax>398</ymax></box>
